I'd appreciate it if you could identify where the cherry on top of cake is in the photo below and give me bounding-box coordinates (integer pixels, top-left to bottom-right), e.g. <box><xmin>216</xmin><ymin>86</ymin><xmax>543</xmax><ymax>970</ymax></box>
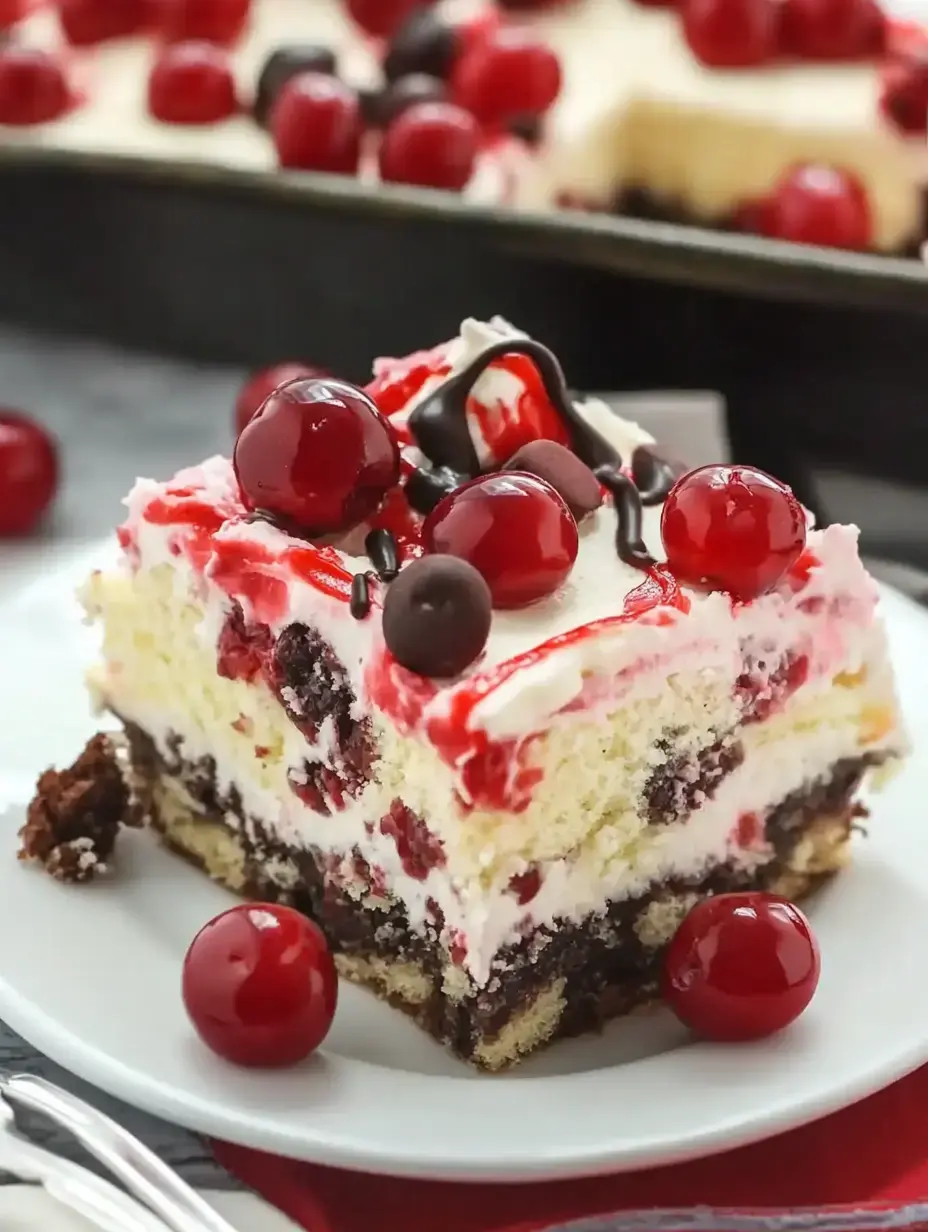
<box><xmin>129</xmin><ymin>320</ymin><xmax>811</xmax><ymax>686</ymax></box>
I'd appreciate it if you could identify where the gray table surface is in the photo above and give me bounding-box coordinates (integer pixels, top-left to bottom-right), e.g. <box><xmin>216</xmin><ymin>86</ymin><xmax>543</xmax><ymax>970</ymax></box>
<box><xmin>1</xmin><ymin>322</ymin><xmax>926</xmax><ymax>1191</ymax></box>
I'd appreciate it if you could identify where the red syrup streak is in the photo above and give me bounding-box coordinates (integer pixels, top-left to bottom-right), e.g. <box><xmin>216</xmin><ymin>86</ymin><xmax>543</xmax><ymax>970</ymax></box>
<box><xmin>367</xmin><ymin>566</ymin><xmax>689</xmax><ymax>813</ymax></box>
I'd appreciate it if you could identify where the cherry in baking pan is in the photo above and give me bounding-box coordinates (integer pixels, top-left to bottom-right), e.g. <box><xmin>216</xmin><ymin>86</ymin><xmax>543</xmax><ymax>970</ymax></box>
<box><xmin>780</xmin><ymin>0</ymin><xmax>884</xmax><ymax>58</ymax></box>
<box><xmin>148</xmin><ymin>41</ymin><xmax>238</xmax><ymax>124</ymax></box>
<box><xmin>58</xmin><ymin>0</ymin><xmax>150</xmax><ymax>46</ymax></box>
<box><xmin>378</xmin><ymin>101</ymin><xmax>478</xmax><ymax>191</ymax></box>
<box><xmin>755</xmin><ymin>164</ymin><xmax>872</xmax><ymax>250</ymax></box>
<box><xmin>234</xmin><ymin>361</ymin><xmax>329</xmax><ymax>436</ymax></box>
<box><xmin>663</xmin><ymin>891</ymin><xmax>820</xmax><ymax>1041</ymax></box>
<box><xmin>423</xmin><ymin>471</ymin><xmax>579</xmax><ymax>610</ymax></box>
<box><xmin>271</xmin><ymin>72</ymin><xmax>363</xmax><ymax>174</ymax></box>
<box><xmin>182</xmin><ymin>903</ymin><xmax>337</xmax><ymax>1067</ymax></box>
<box><xmin>681</xmin><ymin>0</ymin><xmax>780</xmax><ymax>67</ymax></box>
<box><xmin>881</xmin><ymin>56</ymin><xmax>928</xmax><ymax>135</ymax></box>
<box><xmin>253</xmin><ymin>44</ymin><xmax>337</xmax><ymax>127</ymax></box>
<box><xmin>233</xmin><ymin>376</ymin><xmax>400</xmax><ymax>538</ymax></box>
<box><xmin>157</xmin><ymin>0</ymin><xmax>251</xmax><ymax>47</ymax></box>
<box><xmin>343</xmin><ymin>0</ymin><xmax>424</xmax><ymax>39</ymax></box>
<box><xmin>452</xmin><ymin>26</ymin><xmax>562</xmax><ymax>126</ymax></box>
<box><xmin>382</xmin><ymin>555</ymin><xmax>492</xmax><ymax>677</ymax></box>
<box><xmin>0</xmin><ymin>47</ymin><xmax>71</xmax><ymax>125</ymax></box>
<box><xmin>0</xmin><ymin>410</ymin><xmax>59</xmax><ymax>536</ymax></box>
<box><xmin>660</xmin><ymin>463</ymin><xmax>807</xmax><ymax>602</ymax></box>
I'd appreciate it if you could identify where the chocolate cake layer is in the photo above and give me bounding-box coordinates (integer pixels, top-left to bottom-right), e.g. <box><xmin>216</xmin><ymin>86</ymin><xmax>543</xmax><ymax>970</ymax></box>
<box><xmin>124</xmin><ymin>719</ymin><xmax>877</xmax><ymax>1069</ymax></box>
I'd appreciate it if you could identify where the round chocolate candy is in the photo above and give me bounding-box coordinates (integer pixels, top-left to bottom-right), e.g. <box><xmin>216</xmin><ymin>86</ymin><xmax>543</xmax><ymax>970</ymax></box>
<box><xmin>383</xmin><ymin>8</ymin><xmax>458</xmax><ymax>82</ymax></box>
<box><xmin>366</xmin><ymin>72</ymin><xmax>447</xmax><ymax>128</ymax></box>
<box><xmin>254</xmin><ymin>45</ymin><xmax>337</xmax><ymax>126</ymax></box>
<box><xmin>503</xmin><ymin>440</ymin><xmax>602</xmax><ymax>521</ymax></box>
<box><xmin>382</xmin><ymin>556</ymin><xmax>492</xmax><ymax>678</ymax></box>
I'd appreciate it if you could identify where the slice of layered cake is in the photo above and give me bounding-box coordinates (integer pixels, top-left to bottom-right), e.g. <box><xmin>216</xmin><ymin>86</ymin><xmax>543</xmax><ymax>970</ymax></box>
<box><xmin>75</xmin><ymin>317</ymin><xmax>904</xmax><ymax>1069</ymax></box>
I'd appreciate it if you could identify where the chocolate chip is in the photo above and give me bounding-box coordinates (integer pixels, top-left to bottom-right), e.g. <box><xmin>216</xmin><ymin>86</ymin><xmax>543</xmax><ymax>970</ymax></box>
<box><xmin>366</xmin><ymin>73</ymin><xmax>447</xmax><ymax>129</ymax></box>
<box><xmin>384</xmin><ymin>9</ymin><xmax>458</xmax><ymax>83</ymax></box>
<box><xmin>254</xmin><ymin>45</ymin><xmax>337</xmax><ymax>126</ymax></box>
<box><xmin>504</xmin><ymin>440</ymin><xmax>602</xmax><ymax>522</ymax></box>
<box><xmin>404</xmin><ymin>464</ymin><xmax>469</xmax><ymax>514</ymax></box>
<box><xmin>382</xmin><ymin>556</ymin><xmax>491</xmax><ymax>678</ymax></box>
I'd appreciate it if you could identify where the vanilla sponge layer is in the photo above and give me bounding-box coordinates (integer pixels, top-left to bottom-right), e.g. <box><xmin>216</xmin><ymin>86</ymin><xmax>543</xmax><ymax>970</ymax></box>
<box><xmin>81</xmin><ymin>560</ymin><xmax>902</xmax><ymax>985</ymax></box>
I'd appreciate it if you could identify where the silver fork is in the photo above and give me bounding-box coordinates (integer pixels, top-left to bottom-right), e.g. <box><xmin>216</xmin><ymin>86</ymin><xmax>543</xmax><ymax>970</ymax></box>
<box><xmin>0</xmin><ymin>1072</ymin><xmax>241</xmax><ymax>1232</ymax></box>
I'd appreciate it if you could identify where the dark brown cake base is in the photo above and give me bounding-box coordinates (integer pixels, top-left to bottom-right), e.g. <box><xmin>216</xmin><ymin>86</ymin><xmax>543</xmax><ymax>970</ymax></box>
<box><xmin>125</xmin><ymin>720</ymin><xmax>873</xmax><ymax>1070</ymax></box>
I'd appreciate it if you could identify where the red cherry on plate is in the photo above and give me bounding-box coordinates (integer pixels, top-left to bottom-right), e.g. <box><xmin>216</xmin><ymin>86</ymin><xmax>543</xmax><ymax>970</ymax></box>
<box><xmin>0</xmin><ymin>410</ymin><xmax>59</xmax><ymax>536</ymax></box>
<box><xmin>182</xmin><ymin>903</ymin><xmax>337</xmax><ymax>1067</ymax></box>
<box><xmin>156</xmin><ymin>0</ymin><xmax>251</xmax><ymax>46</ymax></box>
<box><xmin>780</xmin><ymin>0</ymin><xmax>884</xmax><ymax>59</ymax></box>
<box><xmin>451</xmin><ymin>26</ymin><xmax>561</xmax><ymax>125</ymax></box>
<box><xmin>234</xmin><ymin>361</ymin><xmax>328</xmax><ymax>436</ymax></box>
<box><xmin>423</xmin><ymin>471</ymin><xmax>579</xmax><ymax>609</ymax></box>
<box><xmin>271</xmin><ymin>72</ymin><xmax>362</xmax><ymax>174</ymax></box>
<box><xmin>681</xmin><ymin>0</ymin><xmax>780</xmax><ymax>67</ymax></box>
<box><xmin>0</xmin><ymin>48</ymin><xmax>70</xmax><ymax>125</ymax></box>
<box><xmin>663</xmin><ymin>892</ymin><xmax>820</xmax><ymax>1041</ymax></box>
<box><xmin>881</xmin><ymin>56</ymin><xmax>928</xmax><ymax>135</ymax></box>
<box><xmin>759</xmin><ymin>164</ymin><xmax>872</xmax><ymax>249</ymax></box>
<box><xmin>58</xmin><ymin>0</ymin><xmax>151</xmax><ymax>45</ymax></box>
<box><xmin>148</xmin><ymin>41</ymin><xmax>238</xmax><ymax>124</ymax></box>
<box><xmin>344</xmin><ymin>0</ymin><xmax>424</xmax><ymax>39</ymax></box>
<box><xmin>234</xmin><ymin>376</ymin><xmax>400</xmax><ymax>537</ymax></box>
<box><xmin>661</xmin><ymin>463</ymin><xmax>806</xmax><ymax>602</ymax></box>
<box><xmin>379</xmin><ymin>101</ymin><xmax>478</xmax><ymax>191</ymax></box>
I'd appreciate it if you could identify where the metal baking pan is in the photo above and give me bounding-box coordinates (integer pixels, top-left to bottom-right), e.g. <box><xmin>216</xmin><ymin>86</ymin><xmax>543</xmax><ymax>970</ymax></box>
<box><xmin>2</xmin><ymin>149</ymin><xmax>928</xmax><ymax>510</ymax></box>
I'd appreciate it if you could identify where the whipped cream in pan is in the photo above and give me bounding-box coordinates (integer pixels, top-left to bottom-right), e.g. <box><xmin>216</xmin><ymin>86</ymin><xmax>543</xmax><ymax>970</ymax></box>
<box><xmin>6</xmin><ymin>0</ymin><xmax>926</xmax><ymax>250</ymax></box>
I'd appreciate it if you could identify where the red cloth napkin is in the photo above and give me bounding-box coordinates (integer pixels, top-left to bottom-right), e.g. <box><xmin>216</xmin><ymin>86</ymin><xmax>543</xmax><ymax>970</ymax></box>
<box><xmin>212</xmin><ymin>1061</ymin><xmax>928</xmax><ymax>1232</ymax></box>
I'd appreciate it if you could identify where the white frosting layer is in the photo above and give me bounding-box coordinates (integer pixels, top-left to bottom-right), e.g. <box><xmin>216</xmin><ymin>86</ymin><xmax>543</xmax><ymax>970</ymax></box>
<box><xmin>5</xmin><ymin>0</ymin><xmax>925</xmax><ymax>250</ymax></box>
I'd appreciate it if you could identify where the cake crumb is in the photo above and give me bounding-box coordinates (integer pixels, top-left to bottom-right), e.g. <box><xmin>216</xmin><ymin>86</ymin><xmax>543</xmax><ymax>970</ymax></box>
<box><xmin>18</xmin><ymin>734</ymin><xmax>136</xmax><ymax>883</ymax></box>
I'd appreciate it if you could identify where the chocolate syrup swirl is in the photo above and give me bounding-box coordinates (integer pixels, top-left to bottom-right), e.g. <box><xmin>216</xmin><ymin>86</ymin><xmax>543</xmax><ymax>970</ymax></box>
<box><xmin>406</xmin><ymin>337</ymin><xmax>676</xmax><ymax>569</ymax></box>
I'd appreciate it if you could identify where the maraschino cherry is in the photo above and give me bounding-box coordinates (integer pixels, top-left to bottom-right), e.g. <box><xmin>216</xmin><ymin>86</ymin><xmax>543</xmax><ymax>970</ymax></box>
<box><xmin>0</xmin><ymin>48</ymin><xmax>70</xmax><ymax>125</ymax></box>
<box><xmin>182</xmin><ymin>903</ymin><xmax>337</xmax><ymax>1067</ymax></box>
<box><xmin>271</xmin><ymin>72</ymin><xmax>362</xmax><ymax>174</ymax></box>
<box><xmin>58</xmin><ymin>0</ymin><xmax>151</xmax><ymax>45</ymax></box>
<box><xmin>758</xmin><ymin>164</ymin><xmax>872</xmax><ymax>249</ymax></box>
<box><xmin>881</xmin><ymin>57</ymin><xmax>928</xmax><ymax>135</ymax></box>
<box><xmin>451</xmin><ymin>26</ymin><xmax>561</xmax><ymax>125</ymax></box>
<box><xmin>681</xmin><ymin>0</ymin><xmax>779</xmax><ymax>67</ymax></box>
<box><xmin>157</xmin><ymin>0</ymin><xmax>251</xmax><ymax>47</ymax></box>
<box><xmin>661</xmin><ymin>464</ymin><xmax>806</xmax><ymax>602</ymax></box>
<box><xmin>663</xmin><ymin>892</ymin><xmax>820</xmax><ymax>1041</ymax></box>
<box><xmin>379</xmin><ymin>101</ymin><xmax>478</xmax><ymax>190</ymax></box>
<box><xmin>234</xmin><ymin>361</ymin><xmax>328</xmax><ymax>436</ymax></box>
<box><xmin>234</xmin><ymin>376</ymin><xmax>400</xmax><ymax>537</ymax></box>
<box><xmin>148</xmin><ymin>42</ymin><xmax>238</xmax><ymax>124</ymax></box>
<box><xmin>780</xmin><ymin>0</ymin><xmax>884</xmax><ymax>59</ymax></box>
<box><xmin>423</xmin><ymin>471</ymin><xmax>579</xmax><ymax>609</ymax></box>
<box><xmin>344</xmin><ymin>0</ymin><xmax>424</xmax><ymax>39</ymax></box>
<box><xmin>0</xmin><ymin>410</ymin><xmax>59</xmax><ymax>536</ymax></box>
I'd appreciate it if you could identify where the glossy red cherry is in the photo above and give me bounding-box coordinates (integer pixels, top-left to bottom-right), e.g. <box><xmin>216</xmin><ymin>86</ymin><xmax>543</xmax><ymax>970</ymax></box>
<box><xmin>880</xmin><ymin>57</ymin><xmax>928</xmax><ymax>135</ymax></box>
<box><xmin>271</xmin><ymin>72</ymin><xmax>362</xmax><ymax>174</ymax></box>
<box><xmin>0</xmin><ymin>0</ymin><xmax>26</xmax><ymax>28</ymax></box>
<box><xmin>681</xmin><ymin>0</ymin><xmax>779</xmax><ymax>67</ymax></box>
<box><xmin>780</xmin><ymin>0</ymin><xmax>884</xmax><ymax>59</ymax></box>
<box><xmin>423</xmin><ymin>471</ymin><xmax>579</xmax><ymax>610</ymax></box>
<box><xmin>58</xmin><ymin>0</ymin><xmax>151</xmax><ymax>45</ymax></box>
<box><xmin>663</xmin><ymin>892</ymin><xmax>820</xmax><ymax>1041</ymax></box>
<box><xmin>234</xmin><ymin>377</ymin><xmax>400</xmax><ymax>536</ymax></box>
<box><xmin>234</xmin><ymin>361</ymin><xmax>328</xmax><ymax>436</ymax></box>
<box><xmin>0</xmin><ymin>410</ymin><xmax>59</xmax><ymax>536</ymax></box>
<box><xmin>661</xmin><ymin>464</ymin><xmax>806</xmax><ymax>602</ymax></box>
<box><xmin>148</xmin><ymin>42</ymin><xmax>237</xmax><ymax>124</ymax></box>
<box><xmin>182</xmin><ymin>903</ymin><xmax>337</xmax><ymax>1067</ymax></box>
<box><xmin>759</xmin><ymin>164</ymin><xmax>871</xmax><ymax>249</ymax></box>
<box><xmin>451</xmin><ymin>27</ymin><xmax>562</xmax><ymax>125</ymax></box>
<box><xmin>379</xmin><ymin>101</ymin><xmax>478</xmax><ymax>191</ymax></box>
<box><xmin>344</xmin><ymin>0</ymin><xmax>423</xmax><ymax>38</ymax></box>
<box><xmin>0</xmin><ymin>48</ymin><xmax>70</xmax><ymax>125</ymax></box>
<box><xmin>157</xmin><ymin>0</ymin><xmax>251</xmax><ymax>46</ymax></box>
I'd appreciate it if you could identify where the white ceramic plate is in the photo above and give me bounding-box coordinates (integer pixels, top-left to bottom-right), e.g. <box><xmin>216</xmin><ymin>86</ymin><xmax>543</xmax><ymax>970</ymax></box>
<box><xmin>1</xmin><ymin>541</ymin><xmax>928</xmax><ymax>1183</ymax></box>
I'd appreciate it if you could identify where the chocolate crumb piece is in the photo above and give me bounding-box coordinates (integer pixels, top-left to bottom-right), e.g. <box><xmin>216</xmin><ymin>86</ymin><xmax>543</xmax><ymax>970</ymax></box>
<box><xmin>350</xmin><ymin>572</ymin><xmax>372</xmax><ymax>620</ymax></box>
<box><xmin>365</xmin><ymin>527</ymin><xmax>400</xmax><ymax>581</ymax></box>
<box><xmin>18</xmin><ymin>733</ymin><xmax>133</xmax><ymax>883</ymax></box>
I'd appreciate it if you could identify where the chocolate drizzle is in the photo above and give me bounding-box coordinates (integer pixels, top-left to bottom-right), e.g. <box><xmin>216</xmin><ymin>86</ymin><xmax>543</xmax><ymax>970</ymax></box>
<box><xmin>406</xmin><ymin>337</ymin><xmax>677</xmax><ymax>570</ymax></box>
<box><xmin>350</xmin><ymin>573</ymin><xmax>372</xmax><ymax>620</ymax></box>
<box><xmin>365</xmin><ymin>528</ymin><xmax>400</xmax><ymax>581</ymax></box>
